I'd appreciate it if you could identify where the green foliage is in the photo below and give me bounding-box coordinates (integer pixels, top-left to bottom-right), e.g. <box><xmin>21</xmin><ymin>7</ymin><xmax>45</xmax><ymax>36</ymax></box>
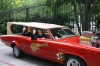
<box><xmin>0</xmin><ymin>0</ymin><xmax>100</xmax><ymax>34</ymax></box>
<box><xmin>0</xmin><ymin>22</ymin><xmax>6</xmax><ymax>34</ymax></box>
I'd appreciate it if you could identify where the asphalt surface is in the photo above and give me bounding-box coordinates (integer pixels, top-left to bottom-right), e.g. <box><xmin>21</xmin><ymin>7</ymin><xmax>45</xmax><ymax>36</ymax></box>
<box><xmin>0</xmin><ymin>40</ymin><xmax>62</xmax><ymax>66</ymax></box>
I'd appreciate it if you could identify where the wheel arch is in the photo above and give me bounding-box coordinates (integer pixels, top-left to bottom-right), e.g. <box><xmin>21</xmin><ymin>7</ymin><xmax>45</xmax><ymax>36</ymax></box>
<box><xmin>64</xmin><ymin>53</ymin><xmax>87</xmax><ymax>66</ymax></box>
<box><xmin>11</xmin><ymin>40</ymin><xmax>20</xmax><ymax>48</ymax></box>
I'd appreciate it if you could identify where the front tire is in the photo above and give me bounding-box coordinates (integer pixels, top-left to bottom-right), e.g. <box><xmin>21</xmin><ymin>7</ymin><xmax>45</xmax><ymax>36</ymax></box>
<box><xmin>13</xmin><ymin>45</ymin><xmax>23</xmax><ymax>58</ymax></box>
<box><xmin>64</xmin><ymin>56</ymin><xmax>86</xmax><ymax>66</ymax></box>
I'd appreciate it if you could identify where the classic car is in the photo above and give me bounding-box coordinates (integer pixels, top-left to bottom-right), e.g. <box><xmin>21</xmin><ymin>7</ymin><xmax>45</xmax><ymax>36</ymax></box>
<box><xmin>1</xmin><ymin>22</ymin><xmax>100</xmax><ymax>66</ymax></box>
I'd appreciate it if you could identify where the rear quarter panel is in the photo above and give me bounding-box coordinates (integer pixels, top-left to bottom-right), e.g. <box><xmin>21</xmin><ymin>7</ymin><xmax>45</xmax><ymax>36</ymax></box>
<box><xmin>1</xmin><ymin>35</ymin><xmax>15</xmax><ymax>47</ymax></box>
<box><xmin>0</xmin><ymin>35</ymin><xmax>27</xmax><ymax>48</ymax></box>
<box><xmin>1</xmin><ymin>35</ymin><xmax>33</xmax><ymax>54</ymax></box>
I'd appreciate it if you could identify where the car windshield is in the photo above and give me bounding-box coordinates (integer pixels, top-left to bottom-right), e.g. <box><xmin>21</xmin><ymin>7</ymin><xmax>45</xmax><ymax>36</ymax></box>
<box><xmin>50</xmin><ymin>28</ymin><xmax>76</xmax><ymax>39</ymax></box>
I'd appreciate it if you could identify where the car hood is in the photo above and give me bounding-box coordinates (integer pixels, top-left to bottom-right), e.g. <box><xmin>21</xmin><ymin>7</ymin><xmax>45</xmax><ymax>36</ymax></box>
<box><xmin>55</xmin><ymin>35</ymin><xmax>80</xmax><ymax>44</ymax></box>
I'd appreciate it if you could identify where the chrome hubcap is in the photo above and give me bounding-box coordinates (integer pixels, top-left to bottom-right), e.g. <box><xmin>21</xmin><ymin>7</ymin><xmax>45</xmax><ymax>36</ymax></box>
<box><xmin>14</xmin><ymin>46</ymin><xmax>19</xmax><ymax>56</ymax></box>
<box><xmin>67</xmin><ymin>59</ymin><xmax>80</xmax><ymax>66</ymax></box>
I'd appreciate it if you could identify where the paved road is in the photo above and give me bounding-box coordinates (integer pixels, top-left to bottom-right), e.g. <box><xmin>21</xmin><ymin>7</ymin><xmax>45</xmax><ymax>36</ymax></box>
<box><xmin>0</xmin><ymin>40</ymin><xmax>62</xmax><ymax>66</ymax></box>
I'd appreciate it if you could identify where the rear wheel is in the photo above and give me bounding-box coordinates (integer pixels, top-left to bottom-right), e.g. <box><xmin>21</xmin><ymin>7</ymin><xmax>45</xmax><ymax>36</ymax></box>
<box><xmin>13</xmin><ymin>45</ymin><xmax>23</xmax><ymax>58</ymax></box>
<box><xmin>64</xmin><ymin>56</ymin><xmax>86</xmax><ymax>66</ymax></box>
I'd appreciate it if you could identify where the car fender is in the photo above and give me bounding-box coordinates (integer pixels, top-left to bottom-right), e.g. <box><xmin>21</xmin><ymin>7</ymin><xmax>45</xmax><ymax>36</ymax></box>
<box><xmin>64</xmin><ymin>52</ymin><xmax>87</xmax><ymax>65</ymax></box>
<box><xmin>11</xmin><ymin>40</ymin><xmax>20</xmax><ymax>48</ymax></box>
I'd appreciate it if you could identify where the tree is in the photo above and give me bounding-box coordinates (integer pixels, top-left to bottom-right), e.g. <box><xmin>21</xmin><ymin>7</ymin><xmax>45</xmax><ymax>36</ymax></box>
<box><xmin>82</xmin><ymin>0</ymin><xmax>100</xmax><ymax>31</ymax></box>
<box><xmin>71</xmin><ymin>0</ymin><xmax>81</xmax><ymax>35</ymax></box>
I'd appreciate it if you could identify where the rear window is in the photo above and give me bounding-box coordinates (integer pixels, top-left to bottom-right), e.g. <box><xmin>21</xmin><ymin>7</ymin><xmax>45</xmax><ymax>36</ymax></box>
<box><xmin>11</xmin><ymin>25</ymin><xmax>23</xmax><ymax>34</ymax></box>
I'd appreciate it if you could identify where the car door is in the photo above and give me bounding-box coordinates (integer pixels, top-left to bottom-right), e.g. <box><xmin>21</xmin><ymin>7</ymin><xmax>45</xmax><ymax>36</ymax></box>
<box><xmin>20</xmin><ymin>29</ymin><xmax>55</xmax><ymax>61</ymax></box>
<box><xmin>30</xmin><ymin>29</ymin><xmax>55</xmax><ymax>60</ymax></box>
<box><xmin>18</xmin><ymin>36</ymin><xmax>38</xmax><ymax>55</ymax></box>
<box><xmin>18</xmin><ymin>35</ymin><xmax>54</xmax><ymax>60</ymax></box>
<box><xmin>31</xmin><ymin>38</ymin><xmax>54</xmax><ymax>60</ymax></box>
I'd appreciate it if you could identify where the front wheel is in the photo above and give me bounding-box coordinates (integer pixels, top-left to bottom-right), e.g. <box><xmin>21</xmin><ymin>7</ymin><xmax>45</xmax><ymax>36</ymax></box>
<box><xmin>64</xmin><ymin>56</ymin><xmax>86</xmax><ymax>66</ymax></box>
<box><xmin>13</xmin><ymin>45</ymin><xmax>23</xmax><ymax>58</ymax></box>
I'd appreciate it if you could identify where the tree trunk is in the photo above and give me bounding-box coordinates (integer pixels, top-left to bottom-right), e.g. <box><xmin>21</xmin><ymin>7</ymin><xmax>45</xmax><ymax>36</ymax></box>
<box><xmin>72</xmin><ymin>0</ymin><xmax>81</xmax><ymax>35</ymax></box>
<box><xmin>79</xmin><ymin>1</ymin><xmax>84</xmax><ymax>31</ymax></box>
<box><xmin>82</xmin><ymin>0</ymin><xmax>99</xmax><ymax>31</ymax></box>
<box><xmin>82</xmin><ymin>0</ymin><xmax>91</xmax><ymax>31</ymax></box>
<box><xmin>25</xmin><ymin>7</ymin><xmax>30</xmax><ymax>22</ymax></box>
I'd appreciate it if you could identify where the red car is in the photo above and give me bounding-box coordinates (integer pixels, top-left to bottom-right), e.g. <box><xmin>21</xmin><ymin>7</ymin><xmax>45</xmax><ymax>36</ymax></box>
<box><xmin>1</xmin><ymin>22</ymin><xmax>100</xmax><ymax>66</ymax></box>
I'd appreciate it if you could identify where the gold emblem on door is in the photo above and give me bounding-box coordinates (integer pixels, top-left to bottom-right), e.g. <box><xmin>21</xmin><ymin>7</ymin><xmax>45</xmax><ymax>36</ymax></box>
<box><xmin>31</xmin><ymin>43</ymin><xmax>48</xmax><ymax>52</ymax></box>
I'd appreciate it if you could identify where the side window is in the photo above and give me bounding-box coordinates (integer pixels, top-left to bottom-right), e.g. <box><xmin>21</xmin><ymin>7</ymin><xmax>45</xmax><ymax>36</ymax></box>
<box><xmin>11</xmin><ymin>25</ymin><xmax>23</xmax><ymax>34</ymax></box>
<box><xmin>31</xmin><ymin>29</ymin><xmax>52</xmax><ymax>40</ymax></box>
<box><xmin>63</xmin><ymin>29</ymin><xmax>76</xmax><ymax>35</ymax></box>
<box><xmin>58</xmin><ymin>29</ymin><xmax>66</xmax><ymax>35</ymax></box>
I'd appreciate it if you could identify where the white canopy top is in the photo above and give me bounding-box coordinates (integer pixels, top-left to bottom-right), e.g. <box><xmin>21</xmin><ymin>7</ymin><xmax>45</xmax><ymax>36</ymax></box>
<box><xmin>8</xmin><ymin>22</ymin><xmax>65</xmax><ymax>29</ymax></box>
